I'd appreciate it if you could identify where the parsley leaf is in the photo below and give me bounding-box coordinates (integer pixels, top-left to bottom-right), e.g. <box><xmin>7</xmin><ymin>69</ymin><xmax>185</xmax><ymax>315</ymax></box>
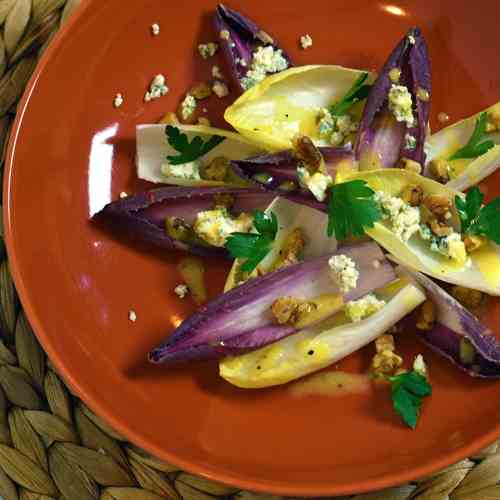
<box><xmin>455</xmin><ymin>187</ymin><xmax>500</xmax><ymax>244</ymax></box>
<box><xmin>225</xmin><ymin>211</ymin><xmax>278</xmax><ymax>273</ymax></box>
<box><xmin>327</xmin><ymin>180</ymin><xmax>381</xmax><ymax>240</ymax></box>
<box><xmin>448</xmin><ymin>112</ymin><xmax>495</xmax><ymax>160</ymax></box>
<box><xmin>165</xmin><ymin>125</ymin><xmax>225</xmax><ymax>165</ymax></box>
<box><xmin>387</xmin><ymin>371</ymin><xmax>432</xmax><ymax>429</ymax></box>
<box><xmin>329</xmin><ymin>72</ymin><xmax>372</xmax><ymax>116</ymax></box>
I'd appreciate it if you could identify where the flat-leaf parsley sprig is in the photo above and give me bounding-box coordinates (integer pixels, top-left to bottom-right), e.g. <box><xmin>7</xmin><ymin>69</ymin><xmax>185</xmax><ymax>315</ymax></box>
<box><xmin>327</xmin><ymin>180</ymin><xmax>381</xmax><ymax>240</ymax></box>
<box><xmin>386</xmin><ymin>370</ymin><xmax>432</xmax><ymax>429</ymax></box>
<box><xmin>165</xmin><ymin>125</ymin><xmax>225</xmax><ymax>165</ymax></box>
<box><xmin>455</xmin><ymin>186</ymin><xmax>500</xmax><ymax>244</ymax></box>
<box><xmin>449</xmin><ymin>112</ymin><xmax>495</xmax><ymax>161</ymax></box>
<box><xmin>225</xmin><ymin>210</ymin><xmax>278</xmax><ymax>273</ymax></box>
<box><xmin>329</xmin><ymin>72</ymin><xmax>372</xmax><ymax>116</ymax></box>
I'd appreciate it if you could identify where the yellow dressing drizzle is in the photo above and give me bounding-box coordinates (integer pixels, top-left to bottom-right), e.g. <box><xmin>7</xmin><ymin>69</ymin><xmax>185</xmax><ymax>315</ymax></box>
<box><xmin>474</xmin><ymin>244</ymin><xmax>500</xmax><ymax>288</ymax></box>
<box><xmin>288</xmin><ymin>371</ymin><xmax>370</xmax><ymax>398</ymax></box>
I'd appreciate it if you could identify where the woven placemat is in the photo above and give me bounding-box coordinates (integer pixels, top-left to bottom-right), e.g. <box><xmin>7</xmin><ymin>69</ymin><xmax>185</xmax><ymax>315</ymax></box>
<box><xmin>0</xmin><ymin>1</ymin><xmax>498</xmax><ymax>499</ymax></box>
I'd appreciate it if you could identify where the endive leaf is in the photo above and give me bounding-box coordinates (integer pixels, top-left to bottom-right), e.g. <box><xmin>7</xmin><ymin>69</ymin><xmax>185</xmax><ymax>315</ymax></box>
<box><xmin>136</xmin><ymin>124</ymin><xmax>261</xmax><ymax>185</ymax></box>
<box><xmin>425</xmin><ymin>102</ymin><xmax>500</xmax><ymax>191</ymax></box>
<box><xmin>347</xmin><ymin>169</ymin><xmax>500</xmax><ymax>295</ymax></box>
<box><xmin>220</xmin><ymin>280</ymin><xmax>425</xmax><ymax>388</ymax></box>
<box><xmin>224</xmin><ymin>65</ymin><xmax>375</xmax><ymax>151</ymax></box>
<box><xmin>224</xmin><ymin>196</ymin><xmax>337</xmax><ymax>291</ymax></box>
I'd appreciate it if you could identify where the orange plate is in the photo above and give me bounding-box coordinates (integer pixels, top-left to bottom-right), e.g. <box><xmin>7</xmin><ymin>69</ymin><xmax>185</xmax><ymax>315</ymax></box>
<box><xmin>4</xmin><ymin>0</ymin><xmax>500</xmax><ymax>496</ymax></box>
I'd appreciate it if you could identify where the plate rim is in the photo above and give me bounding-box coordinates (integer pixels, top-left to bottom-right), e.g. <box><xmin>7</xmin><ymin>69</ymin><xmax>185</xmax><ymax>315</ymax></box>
<box><xmin>3</xmin><ymin>0</ymin><xmax>500</xmax><ymax>495</ymax></box>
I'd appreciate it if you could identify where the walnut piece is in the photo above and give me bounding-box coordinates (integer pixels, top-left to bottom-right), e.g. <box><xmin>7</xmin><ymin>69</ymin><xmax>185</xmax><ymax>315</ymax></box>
<box><xmin>401</xmin><ymin>184</ymin><xmax>424</xmax><ymax>206</ymax></box>
<box><xmin>416</xmin><ymin>300</ymin><xmax>435</xmax><ymax>330</ymax></box>
<box><xmin>201</xmin><ymin>156</ymin><xmax>229</xmax><ymax>181</ymax></box>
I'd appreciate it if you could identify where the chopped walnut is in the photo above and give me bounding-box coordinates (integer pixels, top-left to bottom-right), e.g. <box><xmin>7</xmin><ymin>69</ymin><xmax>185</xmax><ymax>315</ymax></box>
<box><xmin>371</xmin><ymin>334</ymin><xmax>403</xmax><ymax>376</ymax></box>
<box><xmin>423</xmin><ymin>194</ymin><xmax>452</xmax><ymax>219</ymax></box>
<box><xmin>274</xmin><ymin>228</ymin><xmax>305</xmax><ymax>270</ymax></box>
<box><xmin>271</xmin><ymin>297</ymin><xmax>316</xmax><ymax>325</ymax></box>
<box><xmin>375</xmin><ymin>334</ymin><xmax>396</xmax><ymax>353</ymax></box>
<box><xmin>463</xmin><ymin>234</ymin><xmax>486</xmax><ymax>253</ymax></box>
<box><xmin>189</xmin><ymin>82</ymin><xmax>212</xmax><ymax>100</ymax></box>
<box><xmin>399</xmin><ymin>158</ymin><xmax>422</xmax><ymax>174</ymax></box>
<box><xmin>416</xmin><ymin>87</ymin><xmax>430</xmax><ymax>102</ymax></box>
<box><xmin>197</xmin><ymin>117</ymin><xmax>211</xmax><ymax>127</ymax></box>
<box><xmin>292</xmin><ymin>135</ymin><xmax>323</xmax><ymax>170</ymax></box>
<box><xmin>212</xmin><ymin>80</ymin><xmax>229</xmax><ymax>98</ymax></box>
<box><xmin>429</xmin><ymin>158</ymin><xmax>451</xmax><ymax>183</ymax></box>
<box><xmin>201</xmin><ymin>157</ymin><xmax>229</xmax><ymax>181</ymax></box>
<box><xmin>165</xmin><ymin>217</ymin><xmax>193</xmax><ymax>242</ymax></box>
<box><xmin>159</xmin><ymin>111</ymin><xmax>179</xmax><ymax>125</ymax></box>
<box><xmin>401</xmin><ymin>184</ymin><xmax>424</xmax><ymax>206</ymax></box>
<box><xmin>451</xmin><ymin>285</ymin><xmax>483</xmax><ymax>309</ymax></box>
<box><xmin>389</xmin><ymin>67</ymin><xmax>401</xmax><ymax>83</ymax></box>
<box><xmin>257</xmin><ymin>30</ymin><xmax>274</xmax><ymax>44</ymax></box>
<box><xmin>486</xmin><ymin>110</ymin><xmax>500</xmax><ymax>133</ymax></box>
<box><xmin>429</xmin><ymin>218</ymin><xmax>453</xmax><ymax>236</ymax></box>
<box><xmin>416</xmin><ymin>300</ymin><xmax>435</xmax><ymax>330</ymax></box>
<box><xmin>372</xmin><ymin>351</ymin><xmax>403</xmax><ymax>376</ymax></box>
<box><xmin>213</xmin><ymin>193</ymin><xmax>235</xmax><ymax>210</ymax></box>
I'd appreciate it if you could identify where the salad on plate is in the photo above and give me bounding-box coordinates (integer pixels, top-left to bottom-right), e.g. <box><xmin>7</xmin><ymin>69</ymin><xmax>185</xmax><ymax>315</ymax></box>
<box><xmin>94</xmin><ymin>5</ymin><xmax>500</xmax><ymax>429</ymax></box>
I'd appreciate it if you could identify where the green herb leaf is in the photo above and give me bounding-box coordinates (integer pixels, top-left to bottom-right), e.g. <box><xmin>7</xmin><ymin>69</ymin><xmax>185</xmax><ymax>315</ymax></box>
<box><xmin>225</xmin><ymin>211</ymin><xmax>278</xmax><ymax>273</ymax></box>
<box><xmin>449</xmin><ymin>112</ymin><xmax>495</xmax><ymax>160</ymax></box>
<box><xmin>165</xmin><ymin>125</ymin><xmax>225</xmax><ymax>165</ymax></box>
<box><xmin>327</xmin><ymin>180</ymin><xmax>381</xmax><ymax>240</ymax></box>
<box><xmin>329</xmin><ymin>72</ymin><xmax>372</xmax><ymax>116</ymax></box>
<box><xmin>455</xmin><ymin>187</ymin><xmax>500</xmax><ymax>244</ymax></box>
<box><xmin>455</xmin><ymin>187</ymin><xmax>483</xmax><ymax>233</ymax></box>
<box><xmin>387</xmin><ymin>371</ymin><xmax>432</xmax><ymax>429</ymax></box>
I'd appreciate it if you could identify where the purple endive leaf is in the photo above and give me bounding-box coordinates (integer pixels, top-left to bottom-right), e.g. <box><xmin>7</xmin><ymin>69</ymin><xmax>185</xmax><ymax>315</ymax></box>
<box><xmin>356</xmin><ymin>27</ymin><xmax>431</xmax><ymax>169</ymax></box>
<box><xmin>93</xmin><ymin>186</ymin><xmax>275</xmax><ymax>258</ymax></box>
<box><xmin>149</xmin><ymin>241</ymin><xmax>396</xmax><ymax>364</ymax></box>
<box><xmin>214</xmin><ymin>4</ymin><xmax>292</xmax><ymax>93</ymax></box>
<box><xmin>404</xmin><ymin>270</ymin><xmax>500</xmax><ymax>378</ymax></box>
<box><xmin>231</xmin><ymin>146</ymin><xmax>355</xmax><ymax>201</ymax></box>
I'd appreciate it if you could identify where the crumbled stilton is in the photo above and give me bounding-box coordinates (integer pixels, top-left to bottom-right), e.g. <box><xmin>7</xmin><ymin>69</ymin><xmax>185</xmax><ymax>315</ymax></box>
<box><xmin>300</xmin><ymin>34</ymin><xmax>313</xmax><ymax>49</ymax></box>
<box><xmin>328</xmin><ymin>254</ymin><xmax>359</xmax><ymax>293</ymax></box>
<box><xmin>113</xmin><ymin>93</ymin><xmax>123</xmax><ymax>108</ymax></box>
<box><xmin>174</xmin><ymin>284</ymin><xmax>189</xmax><ymax>299</ymax></box>
<box><xmin>144</xmin><ymin>74</ymin><xmax>168</xmax><ymax>102</ymax></box>
<box><xmin>180</xmin><ymin>94</ymin><xmax>197</xmax><ymax>121</ymax></box>
<box><xmin>198</xmin><ymin>42</ymin><xmax>218</xmax><ymax>59</ymax></box>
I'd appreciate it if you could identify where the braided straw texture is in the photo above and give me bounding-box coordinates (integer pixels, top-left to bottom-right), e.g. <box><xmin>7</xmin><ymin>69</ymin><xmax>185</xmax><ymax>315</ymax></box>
<box><xmin>0</xmin><ymin>1</ymin><xmax>498</xmax><ymax>498</ymax></box>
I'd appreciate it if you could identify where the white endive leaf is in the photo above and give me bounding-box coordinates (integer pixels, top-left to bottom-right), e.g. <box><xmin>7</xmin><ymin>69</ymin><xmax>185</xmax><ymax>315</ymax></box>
<box><xmin>348</xmin><ymin>169</ymin><xmax>500</xmax><ymax>295</ymax></box>
<box><xmin>220</xmin><ymin>281</ymin><xmax>425</xmax><ymax>388</ymax></box>
<box><xmin>136</xmin><ymin>124</ymin><xmax>261</xmax><ymax>185</ymax></box>
<box><xmin>224</xmin><ymin>197</ymin><xmax>337</xmax><ymax>291</ymax></box>
<box><xmin>224</xmin><ymin>65</ymin><xmax>375</xmax><ymax>151</ymax></box>
<box><xmin>424</xmin><ymin>102</ymin><xmax>500</xmax><ymax>191</ymax></box>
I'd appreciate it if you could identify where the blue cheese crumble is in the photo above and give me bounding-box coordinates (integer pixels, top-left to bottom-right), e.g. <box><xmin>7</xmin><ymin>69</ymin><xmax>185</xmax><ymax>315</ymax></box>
<box><xmin>404</xmin><ymin>133</ymin><xmax>416</xmax><ymax>150</ymax></box>
<box><xmin>345</xmin><ymin>294</ymin><xmax>386</xmax><ymax>322</ymax></box>
<box><xmin>317</xmin><ymin>108</ymin><xmax>358</xmax><ymax>146</ymax></box>
<box><xmin>419</xmin><ymin>225</ymin><xmax>467</xmax><ymax>264</ymax></box>
<box><xmin>297</xmin><ymin>165</ymin><xmax>333</xmax><ymax>202</ymax></box>
<box><xmin>144</xmin><ymin>74</ymin><xmax>168</xmax><ymax>102</ymax></box>
<box><xmin>180</xmin><ymin>94</ymin><xmax>197</xmax><ymax>121</ymax></box>
<box><xmin>198</xmin><ymin>42</ymin><xmax>218</xmax><ymax>59</ymax></box>
<box><xmin>174</xmin><ymin>284</ymin><xmax>189</xmax><ymax>299</ymax></box>
<box><xmin>328</xmin><ymin>254</ymin><xmax>359</xmax><ymax>293</ymax></box>
<box><xmin>413</xmin><ymin>354</ymin><xmax>428</xmax><ymax>378</ymax></box>
<box><xmin>193</xmin><ymin>209</ymin><xmax>253</xmax><ymax>247</ymax></box>
<box><xmin>375</xmin><ymin>191</ymin><xmax>420</xmax><ymax>241</ymax></box>
<box><xmin>300</xmin><ymin>34</ymin><xmax>313</xmax><ymax>49</ymax></box>
<box><xmin>161</xmin><ymin>160</ymin><xmax>201</xmax><ymax>180</ymax></box>
<box><xmin>240</xmin><ymin>46</ymin><xmax>289</xmax><ymax>89</ymax></box>
<box><xmin>388</xmin><ymin>84</ymin><xmax>414</xmax><ymax>127</ymax></box>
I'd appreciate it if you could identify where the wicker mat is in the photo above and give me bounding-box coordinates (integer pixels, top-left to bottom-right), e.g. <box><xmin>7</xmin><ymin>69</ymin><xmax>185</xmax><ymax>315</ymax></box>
<box><xmin>0</xmin><ymin>1</ymin><xmax>498</xmax><ymax>499</ymax></box>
